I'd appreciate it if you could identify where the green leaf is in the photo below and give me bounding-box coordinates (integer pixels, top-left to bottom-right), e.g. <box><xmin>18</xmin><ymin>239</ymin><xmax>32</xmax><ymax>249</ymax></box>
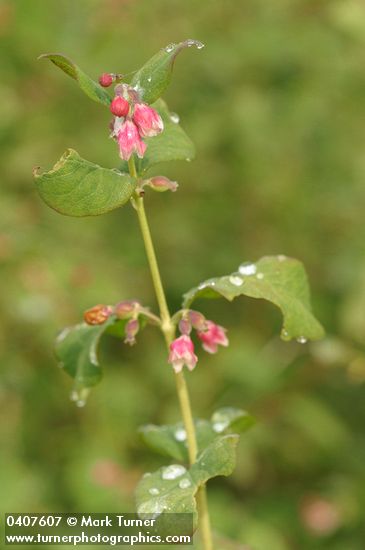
<box><xmin>139</xmin><ymin>408</ymin><xmax>255</xmax><ymax>461</ymax></box>
<box><xmin>211</xmin><ymin>407</ymin><xmax>256</xmax><ymax>434</ymax></box>
<box><xmin>55</xmin><ymin>320</ymin><xmax>113</xmax><ymax>393</ymax></box>
<box><xmin>39</xmin><ymin>53</ymin><xmax>111</xmax><ymax>107</ymax></box>
<box><xmin>135</xmin><ymin>435</ymin><xmax>238</xmax><ymax>527</ymax></box>
<box><xmin>119</xmin><ymin>99</ymin><xmax>195</xmax><ymax>175</ymax></box>
<box><xmin>130</xmin><ymin>39</ymin><xmax>204</xmax><ymax>106</ymax></box>
<box><xmin>34</xmin><ymin>149</ymin><xmax>137</xmax><ymax>217</ymax></box>
<box><xmin>183</xmin><ymin>256</ymin><xmax>325</xmax><ymax>342</ymax></box>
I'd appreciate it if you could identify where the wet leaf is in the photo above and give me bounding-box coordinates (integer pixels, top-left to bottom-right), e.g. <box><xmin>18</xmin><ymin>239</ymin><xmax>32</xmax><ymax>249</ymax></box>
<box><xmin>183</xmin><ymin>256</ymin><xmax>324</xmax><ymax>342</ymax></box>
<box><xmin>130</xmin><ymin>39</ymin><xmax>204</xmax><ymax>105</ymax></box>
<box><xmin>135</xmin><ymin>435</ymin><xmax>238</xmax><ymax>527</ymax></box>
<box><xmin>39</xmin><ymin>53</ymin><xmax>111</xmax><ymax>106</ymax></box>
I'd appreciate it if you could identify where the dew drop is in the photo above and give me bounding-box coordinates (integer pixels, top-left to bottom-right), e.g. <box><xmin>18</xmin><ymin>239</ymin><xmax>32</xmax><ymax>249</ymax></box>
<box><xmin>147</xmin><ymin>76</ymin><xmax>152</xmax><ymax>83</ymax></box>
<box><xmin>70</xmin><ymin>388</ymin><xmax>89</xmax><ymax>407</ymax></box>
<box><xmin>278</xmin><ymin>255</ymin><xmax>287</xmax><ymax>262</ymax></box>
<box><xmin>164</xmin><ymin>43</ymin><xmax>176</xmax><ymax>53</ymax></box>
<box><xmin>297</xmin><ymin>336</ymin><xmax>308</xmax><ymax>344</ymax></box>
<box><xmin>185</xmin><ymin>39</ymin><xmax>205</xmax><ymax>49</ymax></box>
<box><xmin>170</xmin><ymin>112</ymin><xmax>180</xmax><ymax>124</ymax></box>
<box><xmin>256</xmin><ymin>272</ymin><xmax>264</xmax><ymax>280</ymax></box>
<box><xmin>186</xmin><ymin>158</ymin><xmax>192</xmax><ymax>162</ymax></box>
<box><xmin>137</xmin><ymin>501</ymin><xmax>164</xmax><ymax>519</ymax></box>
<box><xmin>142</xmin><ymin>472</ymin><xmax>152</xmax><ymax>479</ymax></box>
<box><xmin>238</xmin><ymin>262</ymin><xmax>257</xmax><ymax>276</ymax></box>
<box><xmin>161</xmin><ymin>464</ymin><xmax>187</xmax><ymax>480</ymax></box>
<box><xmin>174</xmin><ymin>428</ymin><xmax>187</xmax><ymax>442</ymax></box>
<box><xmin>212</xmin><ymin>421</ymin><xmax>227</xmax><ymax>433</ymax></box>
<box><xmin>229</xmin><ymin>275</ymin><xmax>244</xmax><ymax>286</ymax></box>
<box><xmin>149</xmin><ymin>487</ymin><xmax>160</xmax><ymax>496</ymax></box>
<box><xmin>282</xmin><ymin>329</ymin><xmax>289</xmax><ymax>340</ymax></box>
<box><xmin>179</xmin><ymin>478</ymin><xmax>191</xmax><ymax>489</ymax></box>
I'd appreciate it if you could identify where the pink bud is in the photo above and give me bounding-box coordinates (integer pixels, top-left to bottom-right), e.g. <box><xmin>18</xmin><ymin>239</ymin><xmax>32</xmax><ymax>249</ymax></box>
<box><xmin>188</xmin><ymin>310</ymin><xmax>207</xmax><ymax>331</ymax></box>
<box><xmin>114</xmin><ymin>300</ymin><xmax>140</xmax><ymax>319</ymax></box>
<box><xmin>124</xmin><ymin>319</ymin><xmax>139</xmax><ymax>346</ymax></box>
<box><xmin>197</xmin><ymin>321</ymin><xmax>229</xmax><ymax>354</ymax></box>
<box><xmin>148</xmin><ymin>176</ymin><xmax>178</xmax><ymax>193</ymax></box>
<box><xmin>133</xmin><ymin>103</ymin><xmax>164</xmax><ymax>138</ymax></box>
<box><xmin>117</xmin><ymin>120</ymin><xmax>146</xmax><ymax>161</ymax></box>
<box><xmin>168</xmin><ymin>335</ymin><xmax>198</xmax><ymax>373</ymax></box>
<box><xmin>179</xmin><ymin>318</ymin><xmax>192</xmax><ymax>335</ymax></box>
<box><xmin>99</xmin><ymin>73</ymin><xmax>114</xmax><ymax>87</ymax></box>
<box><xmin>110</xmin><ymin>96</ymin><xmax>130</xmax><ymax>118</ymax></box>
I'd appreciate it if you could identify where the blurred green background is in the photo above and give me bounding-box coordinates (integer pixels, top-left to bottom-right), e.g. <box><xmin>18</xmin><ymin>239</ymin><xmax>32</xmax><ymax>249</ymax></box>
<box><xmin>1</xmin><ymin>0</ymin><xmax>365</xmax><ymax>548</ymax></box>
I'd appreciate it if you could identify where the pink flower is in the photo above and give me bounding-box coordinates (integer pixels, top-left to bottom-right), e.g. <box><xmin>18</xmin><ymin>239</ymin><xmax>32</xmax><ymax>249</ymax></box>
<box><xmin>117</xmin><ymin>119</ymin><xmax>146</xmax><ymax>160</ymax></box>
<box><xmin>197</xmin><ymin>321</ymin><xmax>229</xmax><ymax>354</ymax></box>
<box><xmin>133</xmin><ymin>103</ymin><xmax>164</xmax><ymax>138</ymax></box>
<box><xmin>168</xmin><ymin>335</ymin><xmax>198</xmax><ymax>373</ymax></box>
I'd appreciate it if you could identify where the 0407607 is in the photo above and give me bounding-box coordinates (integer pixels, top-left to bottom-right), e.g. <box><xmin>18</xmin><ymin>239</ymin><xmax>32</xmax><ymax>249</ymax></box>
<box><xmin>33</xmin><ymin>41</ymin><xmax>324</xmax><ymax>549</ymax></box>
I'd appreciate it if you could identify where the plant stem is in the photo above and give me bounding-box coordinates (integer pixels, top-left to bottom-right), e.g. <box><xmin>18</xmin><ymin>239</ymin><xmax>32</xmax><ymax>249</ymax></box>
<box><xmin>128</xmin><ymin>156</ymin><xmax>213</xmax><ymax>550</ymax></box>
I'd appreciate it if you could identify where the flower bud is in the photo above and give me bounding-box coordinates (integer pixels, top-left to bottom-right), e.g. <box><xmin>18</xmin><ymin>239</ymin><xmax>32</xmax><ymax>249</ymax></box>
<box><xmin>114</xmin><ymin>300</ymin><xmax>140</xmax><ymax>319</ymax></box>
<box><xmin>179</xmin><ymin>318</ymin><xmax>192</xmax><ymax>335</ymax></box>
<box><xmin>110</xmin><ymin>96</ymin><xmax>130</xmax><ymax>118</ymax></box>
<box><xmin>99</xmin><ymin>73</ymin><xmax>114</xmax><ymax>87</ymax></box>
<box><xmin>84</xmin><ymin>304</ymin><xmax>113</xmax><ymax>325</ymax></box>
<box><xmin>188</xmin><ymin>310</ymin><xmax>207</xmax><ymax>331</ymax></box>
<box><xmin>168</xmin><ymin>335</ymin><xmax>198</xmax><ymax>373</ymax></box>
<box><xmin>147</xmin><ymin>176</ymin><xmax>178</xmax><ymax>193</ymax></box>
<box><xmin>124</xmin><ymin>318</ymin><xmax>140</xmax><ymax>346</ymax></box>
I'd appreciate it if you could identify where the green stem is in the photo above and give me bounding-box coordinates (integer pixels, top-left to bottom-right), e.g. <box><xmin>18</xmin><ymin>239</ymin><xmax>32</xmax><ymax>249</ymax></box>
<box><xmin>128</xmin><ymin>156</ymin><xmax>213</xmax><ymax>550</ymax></box>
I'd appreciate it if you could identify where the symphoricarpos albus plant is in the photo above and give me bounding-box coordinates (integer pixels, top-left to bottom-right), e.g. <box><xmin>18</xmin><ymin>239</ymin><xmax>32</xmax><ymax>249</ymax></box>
<box><xmin>34</xmin><ymin>41</ymin><xmax>324</xmax><ymax>549</ymax></box>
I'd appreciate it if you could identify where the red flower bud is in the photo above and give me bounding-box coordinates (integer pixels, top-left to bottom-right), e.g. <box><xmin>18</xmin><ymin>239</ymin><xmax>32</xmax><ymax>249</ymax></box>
<box><xmin>110</xmin><ymin>96</ymin><xmax>130</xmax><ymax>118</ymax></box>
<box><xmin>99</xmin><ymin>73</ymin><xmax>114</xmax><ymax>87</ymax></box>
<box><xmin>84</xmin><ymin>304</ymin><xmax>113</xmax><ymax>325</ymax></box>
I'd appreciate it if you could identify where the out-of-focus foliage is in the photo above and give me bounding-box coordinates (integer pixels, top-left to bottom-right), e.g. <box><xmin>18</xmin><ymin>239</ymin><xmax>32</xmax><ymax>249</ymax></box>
<box><xmin>1</xmin><ymin>0</ymin><xmax>365</xmax><ymax>548</ymax></box>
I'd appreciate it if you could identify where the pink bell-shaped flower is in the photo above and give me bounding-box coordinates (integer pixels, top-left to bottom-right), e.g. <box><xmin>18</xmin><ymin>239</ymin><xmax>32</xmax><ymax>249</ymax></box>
<box><xmin>168</xmin><ymin>335</ymin><xmax>198</xmax><ymax>373</ymax></box>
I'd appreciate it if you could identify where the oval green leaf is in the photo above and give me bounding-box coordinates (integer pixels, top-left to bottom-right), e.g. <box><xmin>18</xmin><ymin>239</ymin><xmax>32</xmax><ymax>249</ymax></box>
<box><xmin>135</xmin><ymin>435</ymin><xmax>238</xmax><ymax>525</ymax></box>
<box><xmin>55</xmin><ymin>320</ymin><xmax>114</xmax><ymax>393</ymax></box>
<box><xmin>39</xmin><ymin>53</ymin><xmax>111</xmax><ymax>107</ymax></box>
<box><xmin>34</xmin><ymin>149</ymin><xmax>137</xmax><ymax>217</ymax></box>
<box><xmin>183</xmin><ymin>256</ymin><xmax>325</xmax><ymax>342</ymax></box>
<box><xmin>130</xmin><ymin>39</ymin><xmax>204</xmax><ymax>105</ymax></box>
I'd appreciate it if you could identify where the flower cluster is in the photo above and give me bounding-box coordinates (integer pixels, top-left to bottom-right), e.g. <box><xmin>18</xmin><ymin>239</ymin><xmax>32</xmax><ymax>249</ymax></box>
<box><xmin>168</xmin><ymin>310</ymin><xmax>229</xmax><ymax>374</ymax></box>
<box><xmin>84</xmin><ymin>300</ymin><xmax>148</xmax><ymax>346</ymax></box>
<box><xmin>104</xmin><ymin>80</ymin><xmax>164</xmax><ymax>161</ymax></box>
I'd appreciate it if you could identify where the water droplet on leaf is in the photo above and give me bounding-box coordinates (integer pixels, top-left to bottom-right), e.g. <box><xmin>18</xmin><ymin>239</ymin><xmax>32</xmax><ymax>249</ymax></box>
<box><xmin>161</xmin><ymin>464</ymin><xmax>187</xmax><ymax>480</ymax></box>
<box><xmin>149</xmin><ymin>487</ymin><xmax>160</xmax><ymax>495</ymax></box>
<box><xmin>297</xmin><ymin>336</ymin><xmax>307</xmax><ymax>344</ymax></box>
<box><xmin>174</xmin><ymin>428</ymin><xmax>187</xmax><ymax>441</ymax></box>
<box><xmin>179</xmin><ymin>478</ymin><xmax>192</xmax><ymax>489</ymax></box>
<box><xmin>185</xmin><ymin>39</ymin><xmax>205</xmax><ymax>49</ymax></box>
<box><xmin>213</xmin><ymin>421</ymin><xmax>227</xmax><ymax>433</ymax></box>
<box><xmin>229</xmin><ymin>275</ymin><xmax>244</xmax><ymax>286</ymax></box>
<box><xmin>164</xmin><ymin>43</ymin><xmax>176</xmax><ymax>53</ymax></box>
<box><xmin>170</xmin><ymin>112</ymin><xmax>180</xmax><ymax>124</ymax></box>
<box><xmin>239</xmin><ymin>262</ymin><xmax>257</xmax><ymax>276</ymax></box>
<box><xmin>256</xmin><ymin>272</ymin><xmax>264</xmax><ymax>280</ymax></box>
